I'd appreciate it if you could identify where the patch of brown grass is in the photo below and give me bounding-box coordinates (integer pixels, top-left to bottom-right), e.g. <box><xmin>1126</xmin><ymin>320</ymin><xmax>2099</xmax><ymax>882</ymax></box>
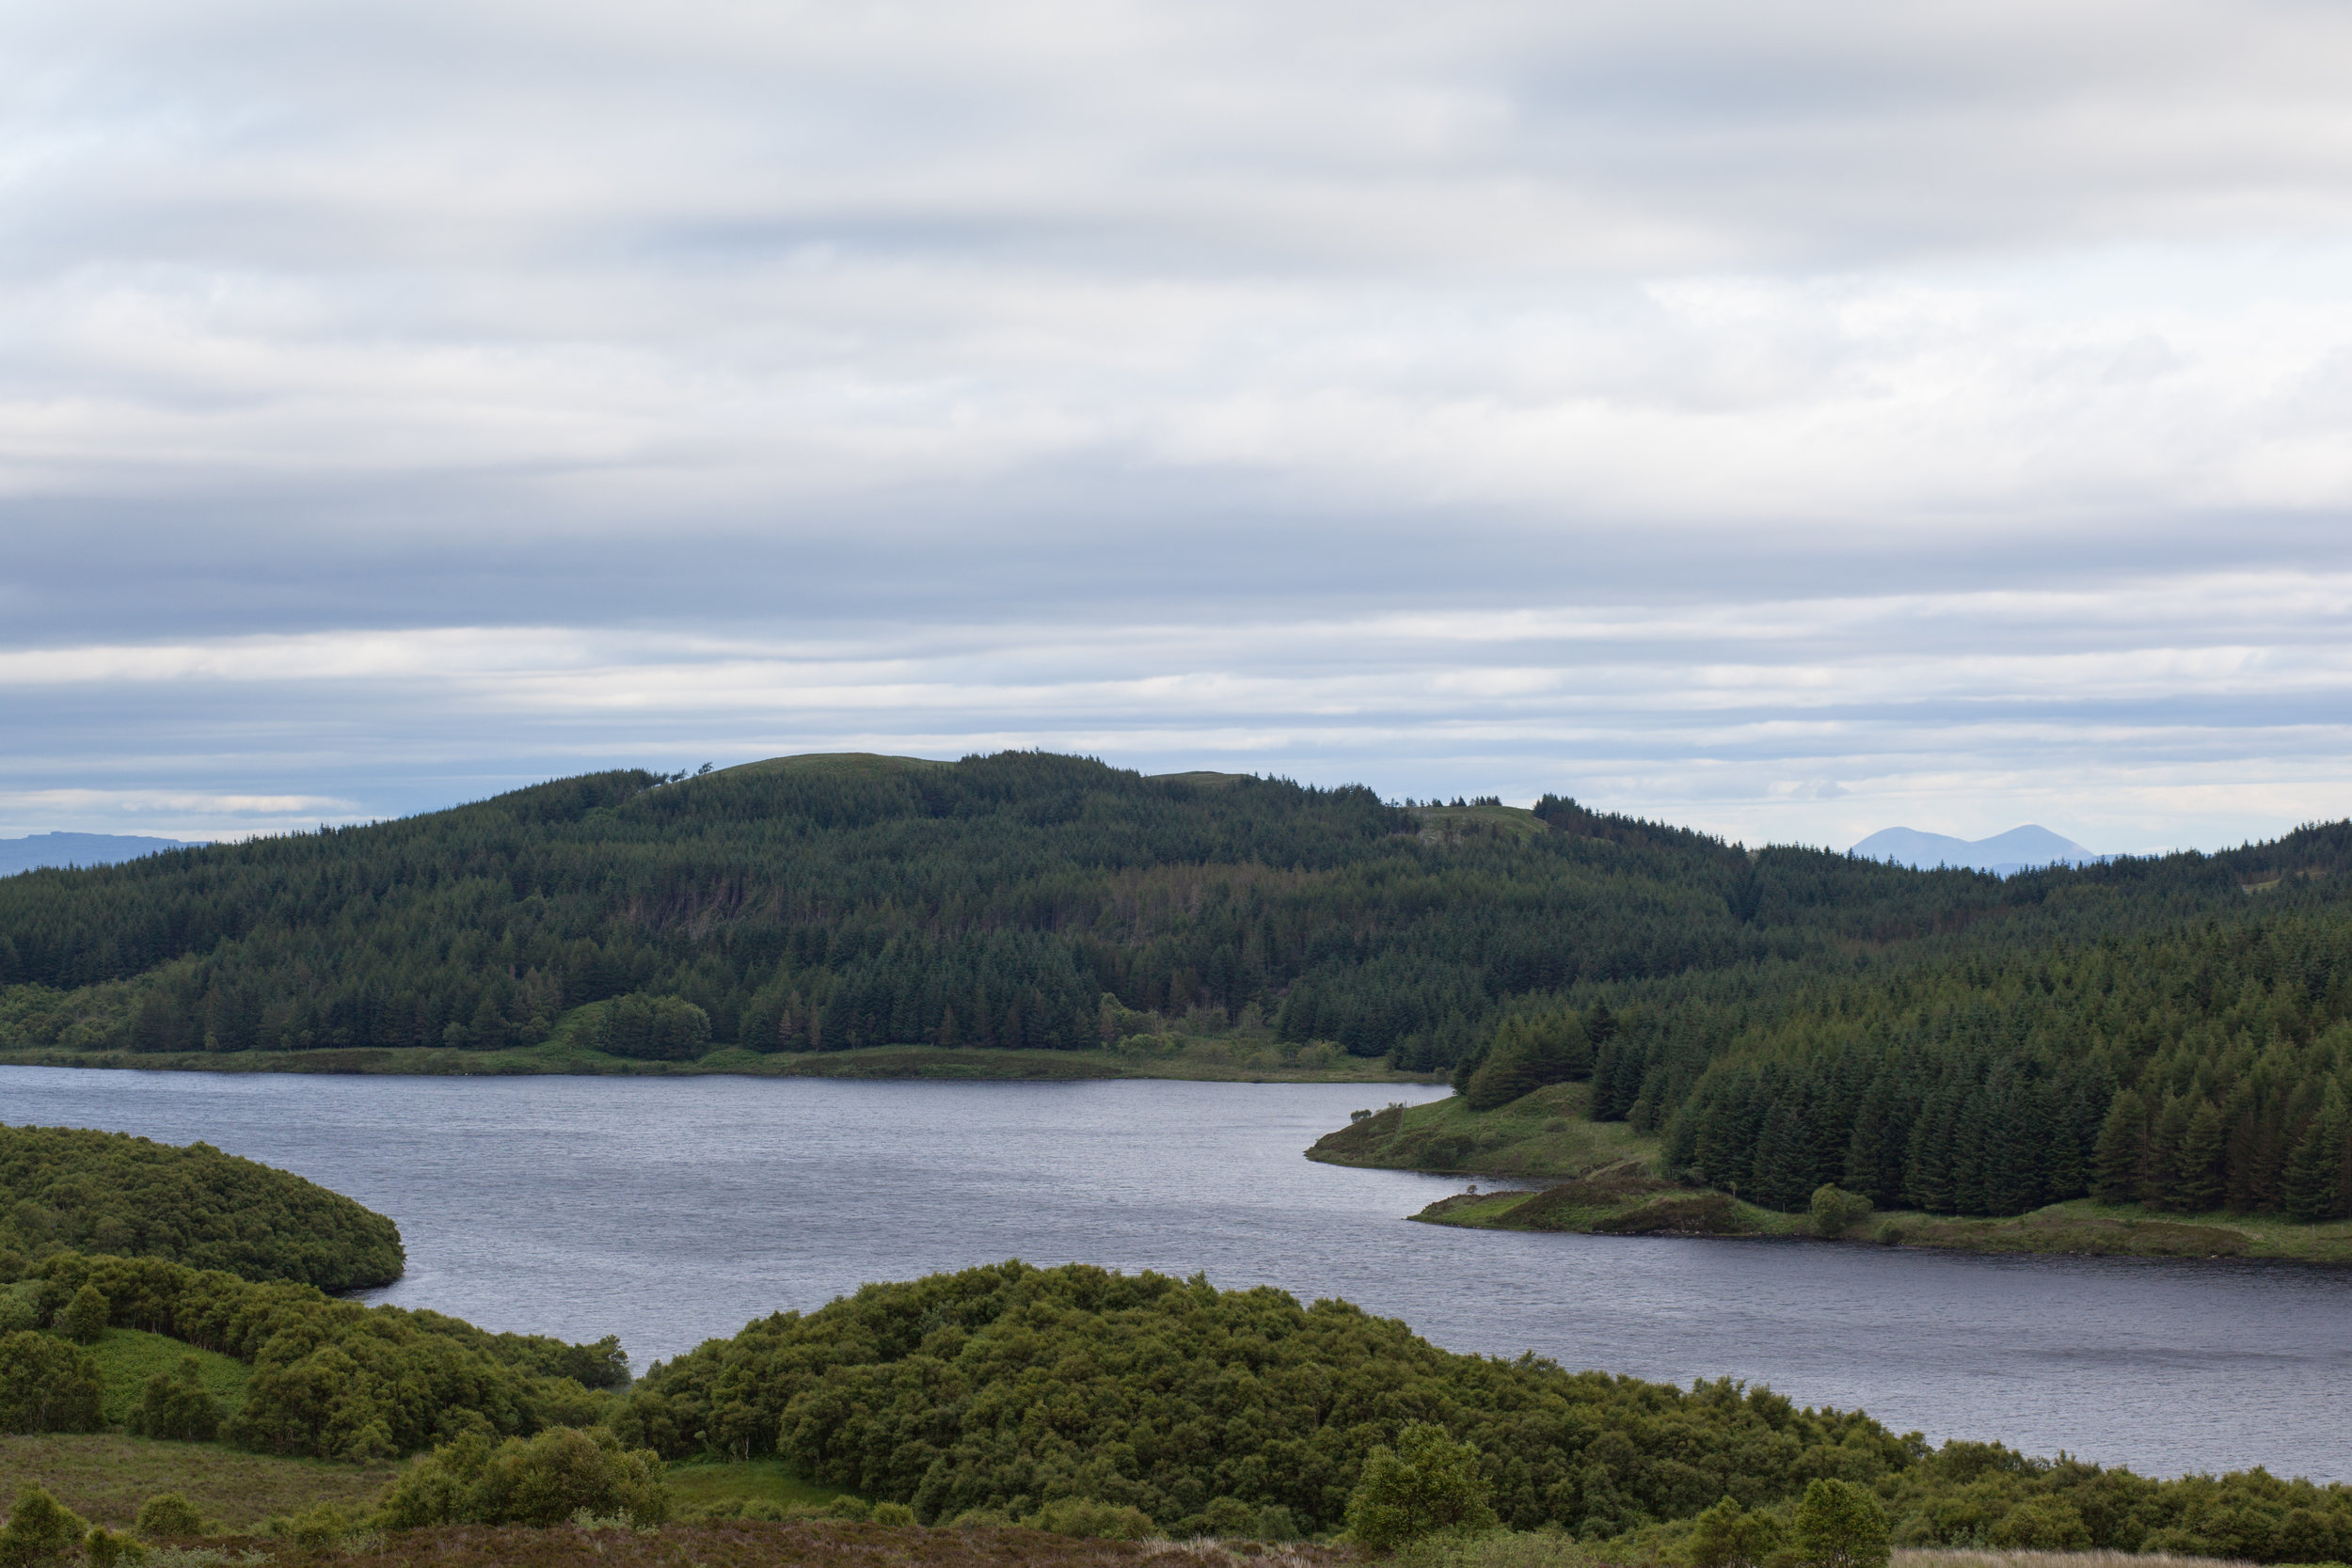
<box><xmin>328</xmin><ymin>1523</ymin><xmax>1351</xmax><ymax>1568</ymax></box>
<box><xmin>1894</xmin><ymin>1551</ymin><xmax>2258</xmax><ymax>1568</ymax></box>
<box><xmin>0</xmin><ymin>1433</ymin><xmax>397</xmax><ymax>1530</ymax></box>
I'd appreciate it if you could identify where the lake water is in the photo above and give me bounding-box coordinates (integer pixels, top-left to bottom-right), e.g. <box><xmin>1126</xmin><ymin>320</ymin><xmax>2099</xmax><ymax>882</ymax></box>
<box><xmin>4</xmin><ymin>1066</ymin><xmax>2347</xmax><ymax>1482</ymax></box>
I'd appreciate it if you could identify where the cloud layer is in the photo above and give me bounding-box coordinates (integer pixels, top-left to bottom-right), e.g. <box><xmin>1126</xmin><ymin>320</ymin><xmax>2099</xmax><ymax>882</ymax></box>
<box><xmin>4</xmin><ymin>0</ymin><xmax>2350</xmax><ymax>847</ymax></box>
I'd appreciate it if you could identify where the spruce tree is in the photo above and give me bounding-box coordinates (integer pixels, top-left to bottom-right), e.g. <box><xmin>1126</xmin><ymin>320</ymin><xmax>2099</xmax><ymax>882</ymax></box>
<box><xmin>2090</xmin><ymin>1090</ymin><xmax>2146</xmax><ymax>1205</ymax></box>
<box><xmin>2282</xmin><ymin>1086</ymin><xmax>2349</xmax><ymax>1223</ymax></box>
<box><xmin>2142</xmin><ymin>1094</ymin><xmax>2193</xmax><ymax>1210</ymax></box>
<box><xmin>2174</xmin><ymin>1101</ymin><xmax>2228</xmax><ymax>1213</ymax></box>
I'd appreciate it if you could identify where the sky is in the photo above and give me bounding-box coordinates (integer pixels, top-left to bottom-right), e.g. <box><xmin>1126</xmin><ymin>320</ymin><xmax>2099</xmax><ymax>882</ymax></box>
<box><xmin>5</xmin><ymin>0</ymin><xmax>2351</xmax><ymax>855</ymax></box>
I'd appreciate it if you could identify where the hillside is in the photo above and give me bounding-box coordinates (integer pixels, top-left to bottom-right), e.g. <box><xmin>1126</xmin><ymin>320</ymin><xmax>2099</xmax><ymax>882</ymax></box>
<box><xmin>1319</xmin><ymin>860</ymin><xmax>2352</xmax><ymax>1229</ymax></box>
<box><xmin>1</xmin><ymin>751</ymin><xmax>2329</xmax><ymax>1080</ymax></box>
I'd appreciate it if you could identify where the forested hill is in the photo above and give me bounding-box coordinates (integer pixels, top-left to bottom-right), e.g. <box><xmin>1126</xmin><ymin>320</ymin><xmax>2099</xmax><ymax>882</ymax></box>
<box><xmin>0</xmin><ymin>1123</ymin><xmax>404</xmax><ymax>1291</ymax></box>
<box><xmin>0</xmin><ymin>751</ymin><xmax>2340</xmax><ymax>1084</ymax></box>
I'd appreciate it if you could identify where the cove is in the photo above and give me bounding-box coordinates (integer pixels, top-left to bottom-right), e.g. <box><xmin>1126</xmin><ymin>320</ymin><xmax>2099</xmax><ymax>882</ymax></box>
<box><xmin>3</xmin><ymin>1066</ymin><xmax>2346</xmax><ymax>1482</ymax></box>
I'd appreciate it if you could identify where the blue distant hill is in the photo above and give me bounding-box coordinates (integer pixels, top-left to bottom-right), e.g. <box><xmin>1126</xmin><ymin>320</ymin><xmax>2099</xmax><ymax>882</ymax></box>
<box><xmin>1848</xmin><ymin>824</ymin><xmax>2105</xmax><ymax>876</ymax></box>
<box><xmin>0</xmin><ymin>832</ymin><xmax>203</xmax><ymax>877</ymax></box>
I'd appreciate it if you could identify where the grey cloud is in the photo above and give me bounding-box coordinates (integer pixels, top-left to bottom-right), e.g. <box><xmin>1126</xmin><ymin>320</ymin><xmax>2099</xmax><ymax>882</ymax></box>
<box><xmin>5</xmin><ymin>0</ymin><xmax>2352</xmax><ymax>852</ymax></box>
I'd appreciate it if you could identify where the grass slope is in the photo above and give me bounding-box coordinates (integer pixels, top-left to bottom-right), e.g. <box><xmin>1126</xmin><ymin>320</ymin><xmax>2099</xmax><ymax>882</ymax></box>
<box><xmin>87</xmin><ymin>1326</ymin><xmax>250</xmax><ymax>1427</ymax></box>
<box><xmin>1305</xmin><ymin>1085</ymin><xmax>1657</xmax><ymax>1179</ymax></box>
<box><xmin>666</xmin><ymin>1458</ymin><xmax>849</xmax><ymax>1513</ymax></box>
<box><xmin>0</xmin><ymin>1433</ymin><xmax>397</xmax><ymax>1530</ymax></box>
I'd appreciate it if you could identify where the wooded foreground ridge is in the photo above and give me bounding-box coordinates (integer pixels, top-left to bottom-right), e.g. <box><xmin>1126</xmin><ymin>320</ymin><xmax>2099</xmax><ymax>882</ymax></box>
<box><xmin>0</xmin><ymin>1125</ymin><xmax>405</xmax><ymax>1291</ymax></box>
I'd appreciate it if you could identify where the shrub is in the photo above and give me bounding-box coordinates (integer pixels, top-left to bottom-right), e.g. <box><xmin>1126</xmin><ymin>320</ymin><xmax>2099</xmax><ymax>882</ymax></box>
<box><xmin>128</xmin><ymin>1357</ymin><xmax>222</xmax><ymax>1441</ymax></box>
<box><xmin>263</xmin><ymin>1504</ymin><xmax>357</xmax><ymax>1550</ymax></box>
<box><xmin>1808</xmin><ymin>1186</ymin><xmax>1872</xmax><ymax>1239</ymax></box>
<box><xmin>1025</xmin><ymin>1499</ymin><xmax>1155</xmax><ymax>1540</ymax></box>
<box><xmin>596</xmin><ymin>994</ymin><xmax>711</xmax><ymax>1061</ymax></box>
<box><xmin>1788</xmin><ymin>1479</ymin><xmax>1889</xmax><ymax>1568</ymax></box>
<box><xmin>1689</xmin><ymin>1496</ymin><xmax>1787</xmax><ymax>1568</ymax></box>
<box><xmin>56</xmin><ymin>1284</ymin><xmax>109</xmax><ymax>1344</ymax></box>
<box><xmin>823</xmin><ymin>1497</ymin><xmax>871</xmax><ymax>1523</ymax></box>
<box><xmin>1346</xmin><ymin>1422</ymin><xmax>1499</xmax><ymax>1551</ymax></box>
<box><xmin>0</xmin><ymin>1331</ymin><xmax>103</xmax><ymax>1433</ymax></box>
<box><xmin>0</xmin><ymin>1485</ymin><xmax>87</xmax><ymax>1568</ymax></box>
<box><xmin>81</xmin><ymin>1528</ymin><xmax>138</xmax><ymax>1568</ymax></box>
<box><xmin>378</xmin><ymin>1426</ymin><xmax>671</xmax><ymax>1528</ymax></box>
<box><xmin>132</xmin><ymin>1496</ymin><xmax>206</xmax><ymax>1540</ymax></box>
<box><xmin>1989</xmin><ymin>1497</ymin><xmax>2091</xmax><ymax>1551</ymax></box>
<box><xmin>870</xmin><ymin>1502</ymin><xmax>917</xmax><ymax>1528</ymax></box>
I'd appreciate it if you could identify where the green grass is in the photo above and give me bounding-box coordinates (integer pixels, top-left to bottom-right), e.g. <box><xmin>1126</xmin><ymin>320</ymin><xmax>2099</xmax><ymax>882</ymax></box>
<box><xmin>87</xmin><ymin>1327</ymin><xmax>250</xmax><ymax>1427</ymax></box>
<box><xmin>1412</xmin><ymin>1177</ymin><xmax>2352</xmax><ymax>1266</ymax></box>
<box><xmin>0</xmin><ymin>1433</ymin><xmax>396</xmax><ymax>1531</ymax></box>
<box><xmin>1410</xmin><ymin>802</ymin><xmax>1550</xmax><ymax>845</ymax></box>
<box><xmin>665</xmin><ymin>1457</ymin><xmax>850</xmax><ymax>1513</ymax></box>
<box><xmin>1307</xmin><ymin>1083</ymin><xmax>1660</xmax><ymax>1179</ymax></box>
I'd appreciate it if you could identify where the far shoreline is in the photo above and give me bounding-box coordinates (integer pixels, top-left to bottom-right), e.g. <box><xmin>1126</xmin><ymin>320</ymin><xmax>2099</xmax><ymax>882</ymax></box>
<box><xmin>0</xmin><ymin>1039</ymin><xmax>1442</xmax><ymax>1086</ymax></box>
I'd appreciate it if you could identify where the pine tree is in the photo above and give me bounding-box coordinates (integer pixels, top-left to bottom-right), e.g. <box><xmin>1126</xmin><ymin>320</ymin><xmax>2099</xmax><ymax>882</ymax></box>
<box><xmin>2282</xmin><ymin>1086</ymin><xmax>2349</xmax><ymax>1223</ymax></box>
<box><xmin>2090</xmin><ymin>1089</ymin><xmax>2146</xmax><ymax>1205</ymax></box>
<box><xmin>2173</xmin><ymin>1101</ymin><xmax>2228</xmax><ymax>1213</ymax></box>
<box><xmin>2142</xmin><ymin>1094</ymin><xmax>2193</xmax><ymax>1210</ymax></box>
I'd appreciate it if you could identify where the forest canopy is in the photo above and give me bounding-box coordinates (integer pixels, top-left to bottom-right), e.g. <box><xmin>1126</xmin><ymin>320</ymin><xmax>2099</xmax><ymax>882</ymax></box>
<box><xmin>5</xmin><ymin>749</ymin><xmax>2338</xmax><ymax>1080</ymax></box>
<box><xmin>0</xmin><ymin>1124</ymin><xmax>405</xmax><ymax>1291</ymax></box>
<box><xmin>611</xmin><ymin>1260</ymin><xmax>2352</xmax><ymax>1562</ymax></box>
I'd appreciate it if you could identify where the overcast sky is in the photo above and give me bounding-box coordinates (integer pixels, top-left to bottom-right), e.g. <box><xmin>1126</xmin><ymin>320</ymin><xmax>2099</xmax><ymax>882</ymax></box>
<box><xmin>6</xmin><ymin>0</ymin><xmax>2351</xmax><ymax>853</ymax></box>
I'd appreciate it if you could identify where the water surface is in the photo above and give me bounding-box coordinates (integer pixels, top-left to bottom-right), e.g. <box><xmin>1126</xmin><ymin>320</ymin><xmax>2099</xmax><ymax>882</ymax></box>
<box><xmin>4</xmin><ymin>1067</ymin><xmax>2346</xmax><ymax>1481</ymax></box>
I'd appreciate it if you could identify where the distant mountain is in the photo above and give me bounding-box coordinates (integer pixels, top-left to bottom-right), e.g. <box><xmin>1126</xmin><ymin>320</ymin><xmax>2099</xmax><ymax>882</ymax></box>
<box><xmin>0</xmin><ymin>832</ymin><xmax>202</xmax><ymax>878</ymax></box>
<box><xmin>1848</xmin><ymin>824</ymin><xmax>2102</xmax><ymax>875</ymax></box>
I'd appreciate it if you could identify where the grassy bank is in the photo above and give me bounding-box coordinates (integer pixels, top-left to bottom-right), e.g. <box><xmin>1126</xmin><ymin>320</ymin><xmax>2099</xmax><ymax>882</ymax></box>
<box><xmin>0</xmin><ymin>1036</ymin><xmax>1433</xmax><ymax>1085</ymax></box>
<box><xmin>1319</xmin><ymin>1090</ymin><xmax>2352</xmax><ymax>1265</ymax></box>
<box><xmin>1305</xmin><ymin>1084</ymin><xmax>1659</xmax><ymax>1180</ymax></box>
<box><xmin>87</xmin><ymin>1327</ymin><xmax>250</xmax><ymax>1427</ymax></box>
<box><xmin>1413</xmin><ymin>1178</ymin><xmax>2352</xmax><ymax>1264</ymax></box>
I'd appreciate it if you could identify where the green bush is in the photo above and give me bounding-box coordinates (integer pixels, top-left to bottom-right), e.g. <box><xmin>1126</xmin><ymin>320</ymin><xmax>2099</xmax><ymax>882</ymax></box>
<box><xmin>131</xmin><ymin>1496</ymin><xmax>205</xmax><ymax>1540</ymax></box>
<box><xmin>128</xmin><ymin>1356</ymin><xmax>223</xmax><ymax>1441</ymax></box>
<box><xmin>0</xmin><ymin>1330</ymin><xmax>103</xmax><ymax>1433</ymax></box>
<box><xmin>81</xmin><ymin>1527</ymin><xmax>138</xmax><ymax>1568</ymax></box>
<box><xmin>1788</xmin><ymin>1479</ymin><xmax>1889</xmax><ymax>1568</ymax></box>
<box><xmin>1989</xmin><ymin>1497</ymin><xmax>2092</xmax><ymax>1551</ymax></box>
<box><xmin>596</xmin><ymin>993</ymin><xmax>711</xmax><ymax>1061</ymax></box>
<box><xmin>378</xmin><ymin>1426</ymin><xmax>671</xmax><ymax>1528</ymax></box>
<box><xmin>1025</xmin><ymin>1498</ymin><xmax>1155</xmax><ymax>1540</ymax></box>
<box><xmin>1346</xmin><ymin>1422</ymin><xmax>1499</xmax><ymax>1551</ymax></box>
<box><xmin>870</xmin><ymin>1501</ymin><xmax>917</xmax><ymax>1528</ymax></box>
<box><xmin>1690</xmin><ymin>1496</ymin><xmax>1787</xmax><ymax>1568</ymax></box>
<box><xmin>1807</xmin><ymin>1186</ymin><xmax>1872</xmax><ymax>1239</ymax></box>
<box><xmin>0</xmin><ymin>1485</ymin><xmax>87</xmax><ymax>1568</ymax></box>
<box><xmin>56</xmin><ymin>1285</ymin><xmax>108</xmax><ymax>1345</ymax></box>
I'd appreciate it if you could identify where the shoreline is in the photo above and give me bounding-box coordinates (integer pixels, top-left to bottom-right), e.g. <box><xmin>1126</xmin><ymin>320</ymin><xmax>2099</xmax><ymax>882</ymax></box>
<box><xmin>0</xmin><ymin>1040</ymin><xmax>1440</xmax><ymax>1085</ymax></box>
<box><xmin>1309</xmin><ymin>1089</ymin><xmax>2352</xmax><ymax>1268</ymax></box>
<box><xmin>1407</xmin><ymin>1180</ymin><xmax>2352</xmax><ymax>1267</ymax></box>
